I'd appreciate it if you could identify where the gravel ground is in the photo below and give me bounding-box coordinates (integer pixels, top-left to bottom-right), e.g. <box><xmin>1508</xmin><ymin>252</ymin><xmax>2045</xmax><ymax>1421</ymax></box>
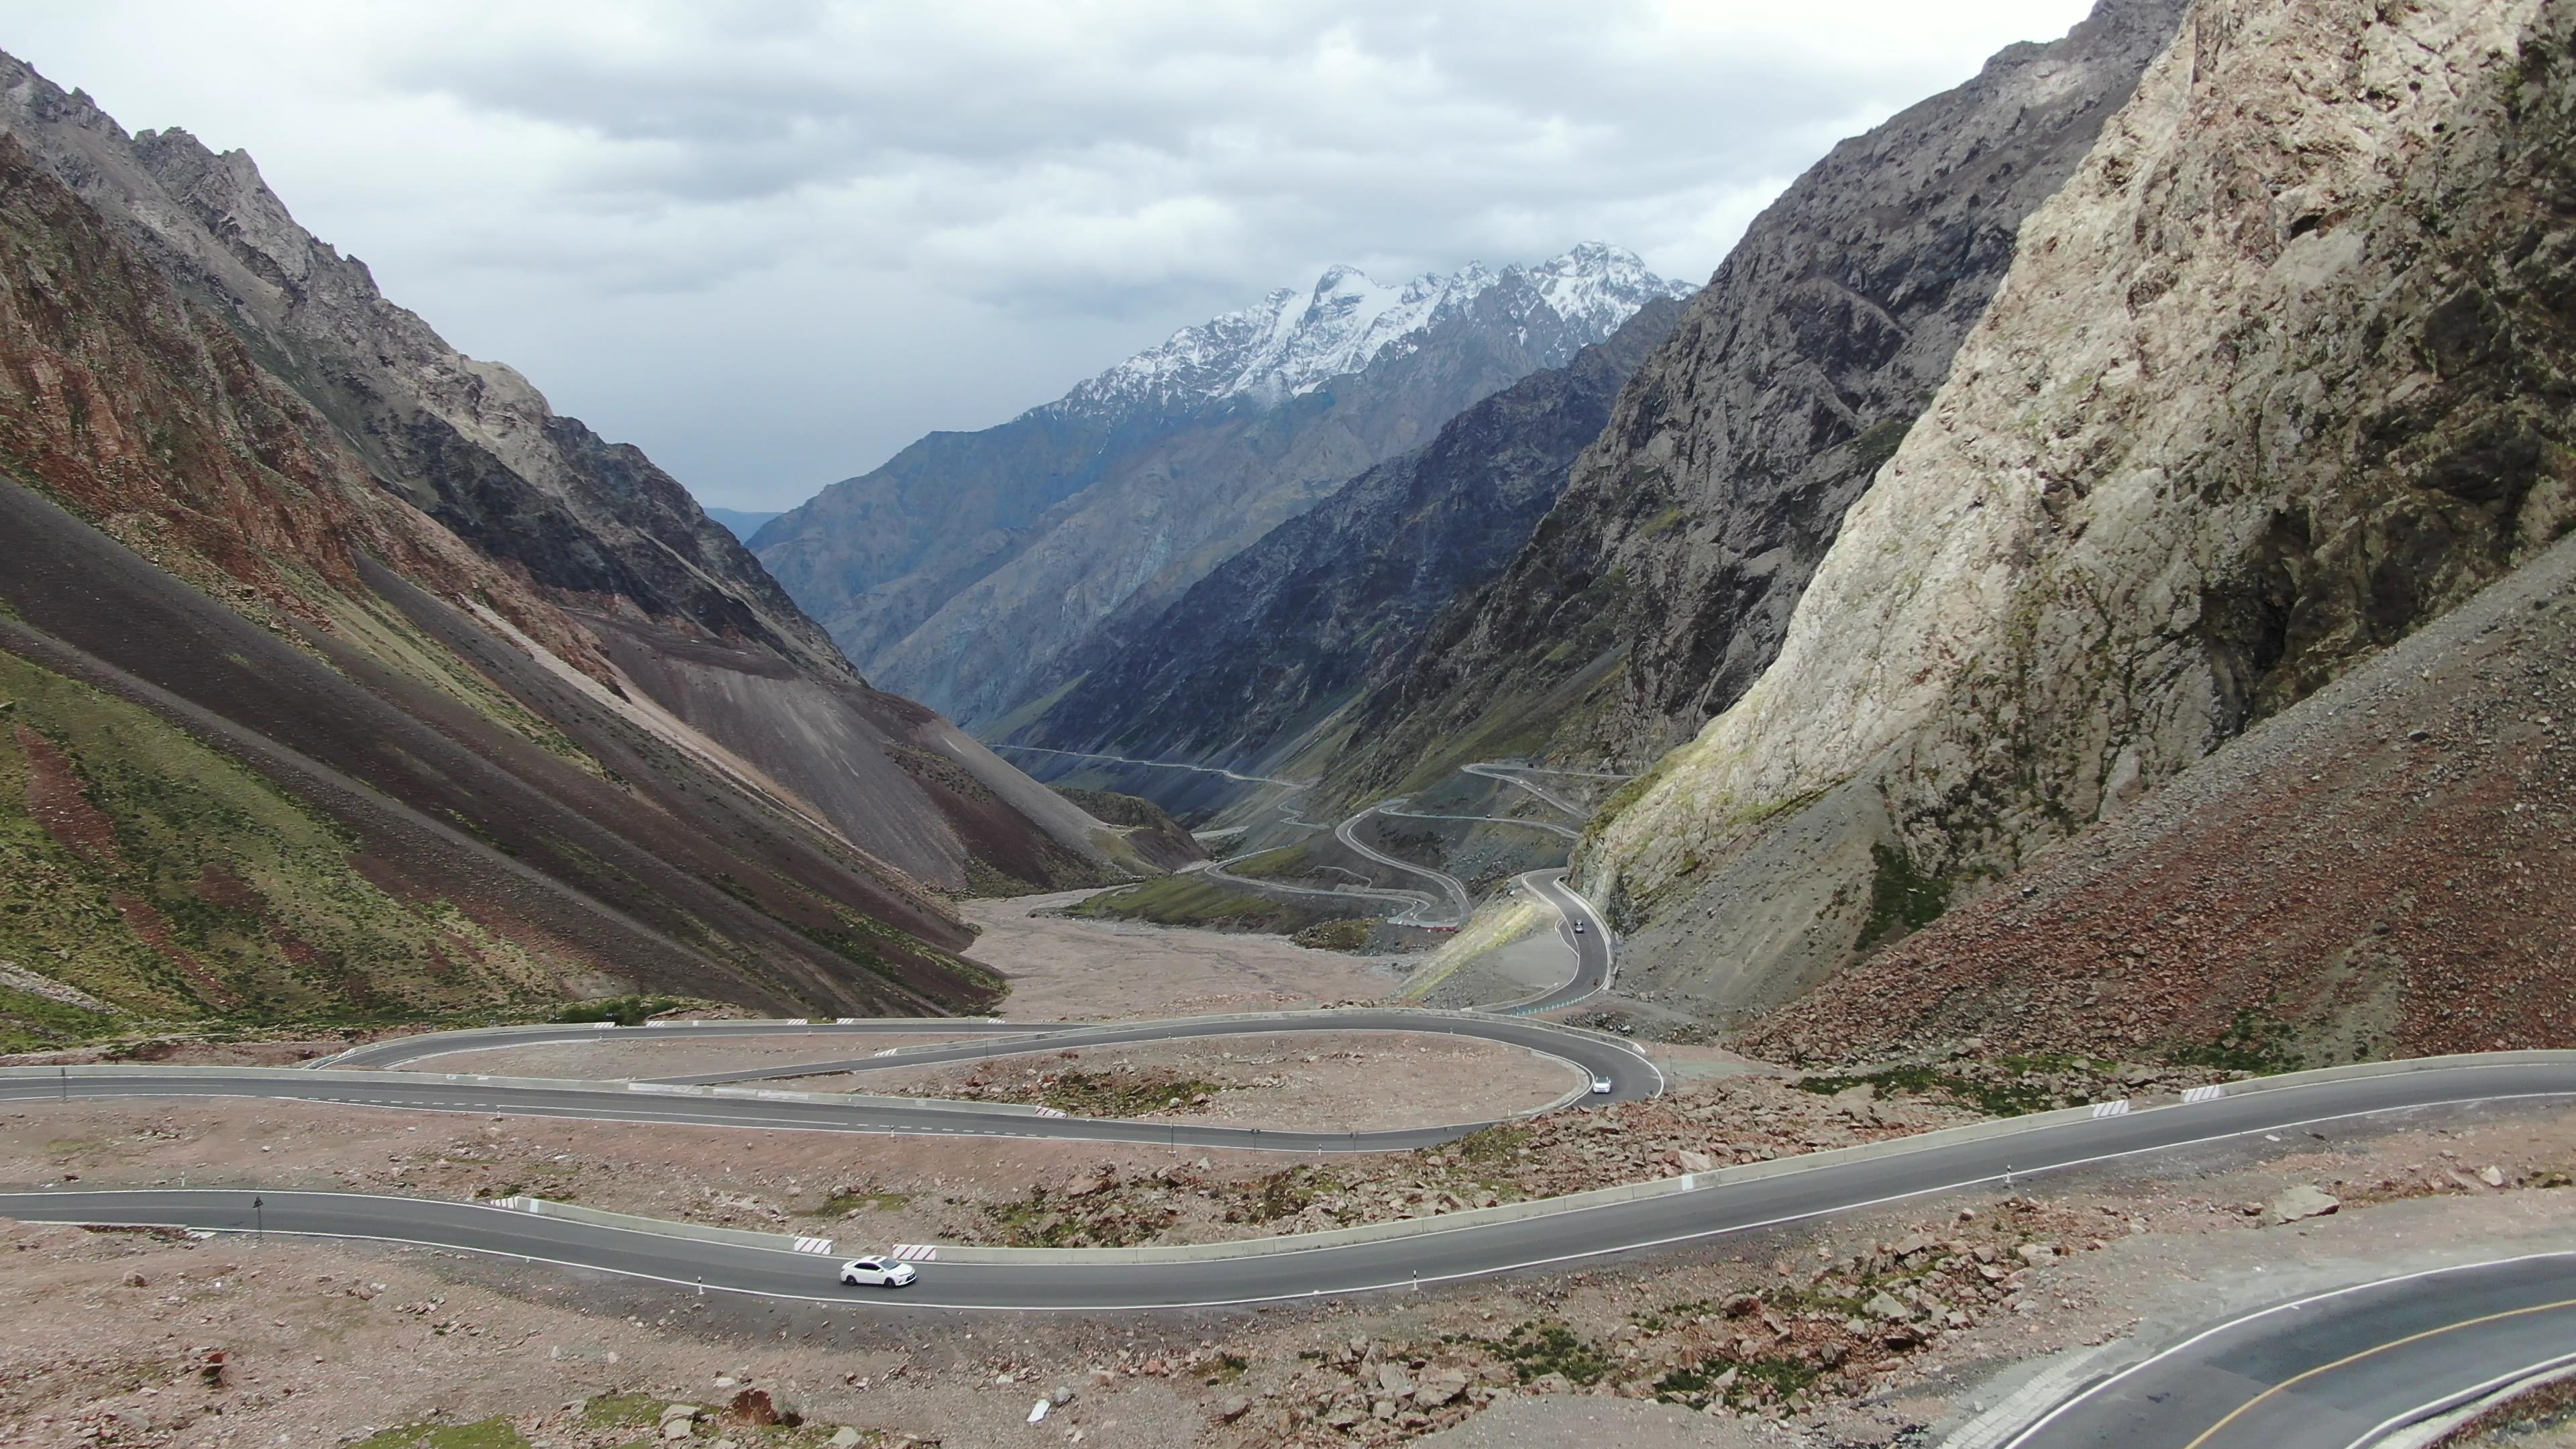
<box><xmin>837</xmin><ymin>1032</ymin><xmax>1583</xmax><ymax>1133</ymax></box>
<box><xmin>963</xmin><ymin>890</ymin><xmax>1407</xmax><ymax>1018</ymax></box>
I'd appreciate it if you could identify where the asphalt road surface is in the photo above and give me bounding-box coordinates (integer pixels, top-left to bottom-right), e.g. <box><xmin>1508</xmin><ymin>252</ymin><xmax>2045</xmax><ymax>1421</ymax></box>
<box><xmin>1489</xmin><ymin>869</ymin><xmax>1615</xmax><ymax>1014</ymax></box>
<box><xmin>6</xmin><ymin>1061</ymin><xmax>2573</xmax><ymax>1313</ymax></box>
<box><xmin>2007</xmin><ymin>1252</ymin><xmax>2576</xmax><ymax>1448</ymax></box>
<box><xmin>1</xmin><ymin>1010</ymin><xmax>1656</xmax><ymax>1153</ymax></box>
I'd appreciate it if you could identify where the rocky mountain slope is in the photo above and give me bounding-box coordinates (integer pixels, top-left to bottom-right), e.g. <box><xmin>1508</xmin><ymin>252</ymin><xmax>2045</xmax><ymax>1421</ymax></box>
<box><xmin>753</xmin><ymin>246</ymin><xmax>1692</xmax><ymax>727</ymax></box>
<box><xmin>1584</xmin><ymin>0</ymin><xmax>2576</xmax><ymax>1026</ymax></box>
<box><xmin>0</xmin><ymin>60</ymin><xmax>1159</xmax><ymax>1041</ymax></box>
<box><xmin>1747</xmin><ymin>525</ymin><xmax>2576</xmax><ymax>1066</ymax></box>
<box><xmin>996</xmin><ymin>297</ymin><xmax>1686</xmax><ymax>771</ymax></box>
<box><xmin>1324</xmin><ymin>0</ymin><xmax>2192</xmax><ymax>801</ymax></box>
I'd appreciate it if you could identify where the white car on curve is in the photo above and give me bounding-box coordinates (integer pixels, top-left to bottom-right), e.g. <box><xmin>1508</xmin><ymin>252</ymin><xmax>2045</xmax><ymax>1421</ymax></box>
<box><xmin>839</xmin><ymin>1255</ymin><xmax>917</xmax><ymax>1288</ymax></box>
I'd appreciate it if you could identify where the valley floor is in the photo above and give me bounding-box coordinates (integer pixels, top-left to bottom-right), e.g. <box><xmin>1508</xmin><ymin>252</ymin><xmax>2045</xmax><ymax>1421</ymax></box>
<box><xmin>13</xmin><ymin>904</ymin><xmax>2575</xmax><ymax>1448</ymax></box>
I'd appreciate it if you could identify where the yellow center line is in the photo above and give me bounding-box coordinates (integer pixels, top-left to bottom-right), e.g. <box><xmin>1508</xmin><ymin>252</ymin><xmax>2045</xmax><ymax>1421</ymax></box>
<box><xmin>2182</xmin><ymin>1295</ymin><xmax>2576</xmax><ymax>1448</ymax></box>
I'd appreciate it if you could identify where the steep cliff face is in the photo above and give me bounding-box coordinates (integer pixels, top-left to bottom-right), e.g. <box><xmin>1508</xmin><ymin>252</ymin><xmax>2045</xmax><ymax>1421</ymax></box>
<box><xmin>998</xmin><ymin>297</ymin><xmax>1685</xmax><ymax>771</ymax></box>
<box><xmin>755</xmin><ymin>248</ymin><xmax>1692</xmax><ymax>727</ymax></box>
<box><xmin>1587</xmin><ymin>0</ymin><xmax>2576</xmax><ymax>1021</ymax></box>
<box><xmin>0</xmin><ymin>51</ymin><xmax>1128</xmax><ymax>903</ymax></box>
<box><xmin>1330</xmin><ymin>0</ymin><xmax>2191</xmax><ymax>800</ymax></box>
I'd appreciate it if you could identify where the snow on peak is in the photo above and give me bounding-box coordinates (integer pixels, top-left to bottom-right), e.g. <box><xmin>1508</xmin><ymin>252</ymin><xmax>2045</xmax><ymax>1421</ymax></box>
<box><xmin>1052</xmin><ymin>244</ymin><xmax>1691</xmax><ymax>421</ymax></box>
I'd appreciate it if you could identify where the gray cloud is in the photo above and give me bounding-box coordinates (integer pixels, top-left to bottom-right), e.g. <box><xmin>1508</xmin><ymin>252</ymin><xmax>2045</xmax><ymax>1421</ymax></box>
<box><xmin>5</xmin><ymin>0</ymin><xmax>2100</xmax><ymax>507</ymax></box>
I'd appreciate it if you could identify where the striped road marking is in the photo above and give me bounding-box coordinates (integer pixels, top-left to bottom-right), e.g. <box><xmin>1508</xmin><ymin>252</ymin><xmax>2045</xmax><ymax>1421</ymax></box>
<box><xmin>2182</xmin><ymin>1084</ymin><xmax>2226</xmax><ymax>1104</ymax></box>
<box><xmin>2090</xmin><ymin>1099</ymin><xmax>2133</xmax><ymax>1118</ymax></box>
<box><xmin>892</xmin><ymin>1243</ymin><xmax>939</xmax><ymax>1261</ymax></box>
<box><xmin>791</xmin><ymin>1236</ymin><xmax>835</xmax><ymax>1255</ymax></box>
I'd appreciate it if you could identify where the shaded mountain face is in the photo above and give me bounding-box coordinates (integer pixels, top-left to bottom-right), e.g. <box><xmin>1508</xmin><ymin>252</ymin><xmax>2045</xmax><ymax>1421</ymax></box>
<box><xmin>0</xmin><ymin>62</ymin><xmax>1157</xmax><ymax>1040</ymax></box>
<box><xmin>1325</xmin><ymin>0</ymin><xmax>2193</xmax><ymax>801</ymax></box>
<box><xmin>1583</xmin><ymin>0</ymin><xmax>2576</xmax><ymax>1026</ymax></box>
<box><xmin>998</xmin><ymin>296</ymin><xmax>1686</xmax><ymax>776</ymax></box>
<box><xmin>753</xmin><ymin>247</ymin><xmax>1693</xmax><ymax>728</ymax></box>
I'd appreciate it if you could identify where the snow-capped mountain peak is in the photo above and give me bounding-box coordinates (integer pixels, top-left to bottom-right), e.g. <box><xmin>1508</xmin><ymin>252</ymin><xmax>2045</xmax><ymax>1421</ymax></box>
<box><xmin>1051</xmin><ymin>243</ymin><xmax>1692</xmax><ymax>421</ymax></box>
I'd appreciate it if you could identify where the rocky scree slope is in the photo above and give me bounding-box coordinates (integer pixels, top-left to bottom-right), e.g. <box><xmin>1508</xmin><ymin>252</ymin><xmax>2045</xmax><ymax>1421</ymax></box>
<box><xmin>998</xmin><ymin>296</ymin><xmax>1687</xmax><ymax>773</ymax></box>
<box><xmin>0</xmin><ymin>50</ymin><xmax>1128</xmax><ymax>903</ymax></box>
<box><xmin>1588</xmin><ymin>0</ymin><xmax>2576</xmax><ymax>1024</ymax></box>
<box><xmin>1325</xmin><ymin>0</ymin><xmax>2191</xmax><ymax>802</ymax></box>
<box><xmin>755</xmin><ymin>246</ymin><xmax>1692</xmax><ymax>728</ymax></box>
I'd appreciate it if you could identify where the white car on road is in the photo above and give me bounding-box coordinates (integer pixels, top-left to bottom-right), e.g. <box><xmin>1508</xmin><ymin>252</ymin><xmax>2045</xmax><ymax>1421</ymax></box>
<box><xmin>1591</xmin><ymin>1077</ymin><xmax>1614</xmax><ymax>1095</ymax></box>
<box><xmin>839</xmin><ymin>1255</ymin><xmax>917</xmax><ymax>1288</ymax></box>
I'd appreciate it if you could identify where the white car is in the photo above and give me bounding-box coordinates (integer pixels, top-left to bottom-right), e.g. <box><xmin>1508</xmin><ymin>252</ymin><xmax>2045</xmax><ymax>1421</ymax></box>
<box><xmin>1572</xmin><ymin>920</ymin><xmax>1585</xmax><ymax>934</ymax></box>
<box><xmin>839</xmin><ymin>1256</ymin><xmax>917</xmax><ymax>1289</ymax></box>
<box><xmin>1591</xmin><ymin>1077</ymin><xmax>1614</xmax><ymax>1095</ymax></box>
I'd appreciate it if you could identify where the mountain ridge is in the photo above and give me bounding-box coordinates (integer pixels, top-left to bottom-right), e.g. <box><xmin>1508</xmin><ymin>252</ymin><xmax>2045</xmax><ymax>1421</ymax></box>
<box><xmin>755</xmin><ymin>244</ymin><xmax>1694</xmax><ymax>727</ymax></box>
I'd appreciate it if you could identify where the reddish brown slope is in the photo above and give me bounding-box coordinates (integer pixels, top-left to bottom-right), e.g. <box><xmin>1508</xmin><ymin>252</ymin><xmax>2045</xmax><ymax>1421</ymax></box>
<box><xmin>0</xmin><ymin>136</ymin><xmax>999</xmax><ymax>1024</ymax></box>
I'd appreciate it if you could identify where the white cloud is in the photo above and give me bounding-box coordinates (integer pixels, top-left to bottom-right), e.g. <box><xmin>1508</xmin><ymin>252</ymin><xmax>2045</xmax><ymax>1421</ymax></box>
<box><xmin>3</xmin><ymin>0</ymin><xmax>2101</xmax><ymax>506</ymax></box>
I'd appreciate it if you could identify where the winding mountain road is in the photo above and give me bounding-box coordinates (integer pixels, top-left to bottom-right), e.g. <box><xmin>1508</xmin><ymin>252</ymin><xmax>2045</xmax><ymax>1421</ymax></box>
<box><xmin>7</xmin><ymin>1061</ymin><xmax>2575</xmax><ymax>1318</ymax></box>
<box><xmin>2002</xmin><ymin>1252</ymin><xmax>2576</xmax><ymax>1448</ymax></box>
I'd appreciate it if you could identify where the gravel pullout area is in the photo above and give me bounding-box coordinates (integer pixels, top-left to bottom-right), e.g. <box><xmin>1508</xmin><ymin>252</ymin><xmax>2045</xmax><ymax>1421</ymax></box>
<box><xmin>962</xmin><ymin>890</ymin><xmax>1408</xmax><ymax>1018</ymax></box>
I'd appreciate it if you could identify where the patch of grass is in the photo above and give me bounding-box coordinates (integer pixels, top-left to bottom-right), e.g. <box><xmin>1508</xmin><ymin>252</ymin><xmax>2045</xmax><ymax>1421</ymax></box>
<box><xmin>0</xmin><ymin>649</ymin><xmax>584</xmax><ymax>1030</ymax></box>
<box><xmin>1290</xmin><ymin>918</ymin><xmax>1372</xmax><ymax>951</ymax></box>
<box><xmin>1855</xmin><ymin>842</ymin><xmax>1949</xmax><ymax>951</ymax></box>
<box><xmin>1201</xmin><ymin>1352</ymin><xmax>1248</xmax><ymax>1385</ymax></box>
<box><xmin>814</xmin><ymin>1188</ymin><xmax>910</xmax><ymax>1216</ymax></box>
<box><xmin>1036</xmin><ymin>1069</ymin><xmax>1226</xmax><ymax>1118</ymax></box>
<box><xmin>548</xmin><ymin>995</ymin><xmax>684</xmax><ymax>1027</ymax></box>
<box><xmin>1064</xmin><ymin>874</ymin><xmax>1348</xmax><ymax>934</ymax></box>
<box><xmin>1225</xmin><ymin>1164</ymin><xmax>1346</xmax><ymax>1224</ymax></box>
<box><xmin>1487</xmin><ymin>1321</ymin><xmax>1613</xmax><ymax>1386</ymax></box>
<box><xmin>1792</xmin><ymin>1063</ymin><xmax>2059</xmax><ymax>1118</ymax></box>
<box><xmin>347</xmin><ymin>1419</ymin><xmax>533</xmax><ymax>1449</ymax></box>
<box><xmin>2168</xmin><ymin>1009</ymin><xmax>2304</xmax><ymax>1075</ymax></box>
<box><xmin>1846</xmin><ymin>413</ymin><xmax>1920</xmax><ymax>479</ymax></box>
<box><xmin>1049</xmin><ymin>786</ymin><xmax>1181</xmax><ymax>831</ymax></box>
<box><xmin>578</xmin><ymin>1392</ymin><xmax>665</xmax><ymax>1429</ymax></box>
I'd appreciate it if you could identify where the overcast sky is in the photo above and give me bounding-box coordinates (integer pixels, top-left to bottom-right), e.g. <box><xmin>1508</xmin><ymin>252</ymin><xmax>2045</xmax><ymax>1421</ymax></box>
<box><xmin>8</xmin><ymin>1</ymin><xmax>2098</xmax><ymax>511</ymax></box>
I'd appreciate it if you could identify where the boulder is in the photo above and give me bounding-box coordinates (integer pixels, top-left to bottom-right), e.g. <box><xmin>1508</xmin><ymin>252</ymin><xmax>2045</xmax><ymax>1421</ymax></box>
<box><xmin>1864</xmin><ymin>1291</ymin><xmax>1915</xmax><ymax>1322</ymax></box>
<box><xmin>1677</xmin><ymin>1150</ymin><xmax>1719</xmax><ymax>1174</ymax></box>
<box><xmin>1377</xmin><ymin>1363</ymin><xmax>1415</xmax><ymax>1397</ymax></box>
<box><xmin>1415</xmin><ymin>1371</ymin><xmax>1470</xmax><ymax>1407</ymax></box>
<box><xmin>828</xmin><ymin>1430</ymin><xmax>863</xmax><ymax>1449</ymax></box>
<box><xmin>1216</xmin><ymin>1396</ymin><xmax>1250</xmax><ymax>1422</ymax></box>
<box><xmin>2270</xmin><ymin>1185</ymin><xmax>2341</xmax><ymax>1223</ymax></box>
<box><xmin>725</xmin><ymin>1389</ymin><xmax>782</xmax><ymax>1426</ymax></box>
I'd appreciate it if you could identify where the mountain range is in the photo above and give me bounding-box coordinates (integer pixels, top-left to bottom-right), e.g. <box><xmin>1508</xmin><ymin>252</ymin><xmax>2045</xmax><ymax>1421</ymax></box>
<box><xmin>0</xmin><ymin>52</ymin><xmax>1181</xmax><ymax>1040</ymax></box>
<box><xmin>751</xmin><ymin>244</ymin><xmax>1693</xmax><ymax>727</ymax></box>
